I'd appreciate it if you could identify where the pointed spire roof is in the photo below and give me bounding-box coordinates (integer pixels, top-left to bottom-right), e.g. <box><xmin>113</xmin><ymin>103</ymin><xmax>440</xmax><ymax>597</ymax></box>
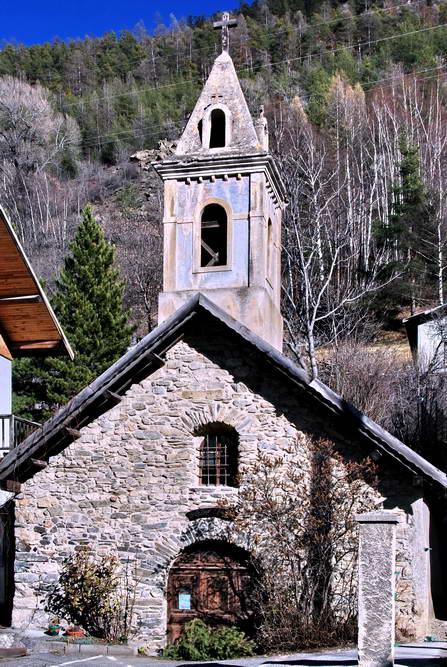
<box><xmin>175</xmin><ymin>51</ymin><xmax>261</xmax><ymax>156</ymax></box>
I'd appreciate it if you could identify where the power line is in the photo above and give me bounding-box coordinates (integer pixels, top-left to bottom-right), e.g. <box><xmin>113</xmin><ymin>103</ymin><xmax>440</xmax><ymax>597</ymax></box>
<box><xmin>245</xmin><ymin>21</ymin><xmax>447</xmax><ymax>71</ymax></box>
<box><xmin>2</xmin><ymin>13</ymin><xmax>444</xmax><ymax>151</ymax></box>
<box><xmin>110</xmin><ymin>0</ymin><xmax>439</xmax><ymax>71</ymax></box>
<box><xmin>81</xmin><ymin>120</ymin><xmax>183</xmax><ymax>146</ymax></box>
<box><xmin>2</xmin><ymin>0</ymin><xmax>433</xmax><ymax>88</ymax></box>
<box><xmin>82</xmin><ymin>123</ymin><xmax>183</xmax><ymax>151</ymax></box>
<box><xmin>363</xmin><ymin>64</ymin><xmax>446</xmax><ymax>90</ymax></box>
<box><xmin>253</xmin><ymin>0</ymin><xmax>429</xmax><ymax>40</ymax></box>
<box><xmin>60</xmin><ymin>76</ymin><xmax>200</xmax><ymax>110</ymax></box>
<box><xmin>79</xmin><ymin>65</ymin><xmax>447</xmax><ymax>150</ymax></box>
<box><xmin>369</xmin><ymin>68</ymin><xmax>447</xmax><ymax>94</ymax></box>
<box><xmin>58</xmin><ymin>19</ymin><xmax>447</xmax><ymax>113</ymax></box>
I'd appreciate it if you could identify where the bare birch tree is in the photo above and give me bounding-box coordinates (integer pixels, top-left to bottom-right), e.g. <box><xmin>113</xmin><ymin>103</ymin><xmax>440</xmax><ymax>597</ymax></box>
<box><xmin>274</xmin><ymin>86</ymin><xmax>398</xmax><ymax>378</ymax></box>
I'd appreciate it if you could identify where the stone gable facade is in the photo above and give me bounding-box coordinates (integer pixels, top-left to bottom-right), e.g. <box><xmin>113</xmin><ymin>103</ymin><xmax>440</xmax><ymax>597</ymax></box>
<box><xmin>4</xmin><ymin>33</ymin><xmax>444</xmax><ymax>652</ymax></box>
<box><xmin>12</xmin><ymin>330</ymin><xmax>431</xmax><ymax>650</ymax></box>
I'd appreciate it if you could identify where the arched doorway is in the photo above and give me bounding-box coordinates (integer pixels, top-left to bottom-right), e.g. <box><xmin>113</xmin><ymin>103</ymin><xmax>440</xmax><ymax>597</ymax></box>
<box><xmin>167</xmin><ymin>540</ymin><xmax>253</xmax><ymax>642</ymax></box>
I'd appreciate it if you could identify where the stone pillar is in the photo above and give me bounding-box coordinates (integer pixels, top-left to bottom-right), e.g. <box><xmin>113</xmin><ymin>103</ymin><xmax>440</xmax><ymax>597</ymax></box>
<box><xmin>356</xmin><ymin>510</ymin><xmax>401</xmax><ymax>667</ymax></box>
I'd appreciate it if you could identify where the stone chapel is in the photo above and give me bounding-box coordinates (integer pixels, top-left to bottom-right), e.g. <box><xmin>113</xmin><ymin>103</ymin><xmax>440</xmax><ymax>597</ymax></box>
<box><xmin>1</xmin><ymin>19</ymin><xmax>447</xmax><ymax>651</ymax></box>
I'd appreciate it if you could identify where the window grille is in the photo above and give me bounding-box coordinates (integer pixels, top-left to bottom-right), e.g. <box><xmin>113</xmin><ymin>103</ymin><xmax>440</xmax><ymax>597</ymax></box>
<box><xmin>199</xmin><ymin>433</ymin><xmax>237</xmax><ymax>486</ymax></box>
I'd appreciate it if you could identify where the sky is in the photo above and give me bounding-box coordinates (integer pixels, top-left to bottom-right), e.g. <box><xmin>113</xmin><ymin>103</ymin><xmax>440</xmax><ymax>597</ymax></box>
<box><xmin>0</xmin><ymin>0</ymin><xmax>239</xmax><ymax>45</ymax></box>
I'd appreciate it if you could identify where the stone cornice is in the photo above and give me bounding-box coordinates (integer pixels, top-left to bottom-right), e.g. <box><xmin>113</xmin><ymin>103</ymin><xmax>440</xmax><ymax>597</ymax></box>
<box><xmin>152</xmin><ymin>152</ymin><xmax>288</xmax><ymax>209</ymax></box>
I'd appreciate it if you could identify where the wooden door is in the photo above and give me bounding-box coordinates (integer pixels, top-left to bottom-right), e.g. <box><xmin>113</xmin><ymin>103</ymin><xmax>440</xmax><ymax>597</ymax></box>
<box><xmin>0</xmin><ymin>504</ymin><xmax>14</xmax><ymax>627</ymax></box>
<box><xmin>167</xmin><ymin>543</ymin><xmax>252</xmax><ymax>642</ymax></box>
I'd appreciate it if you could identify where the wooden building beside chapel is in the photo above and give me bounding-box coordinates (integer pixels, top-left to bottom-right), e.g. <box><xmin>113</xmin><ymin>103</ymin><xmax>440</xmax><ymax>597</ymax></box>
<box><xmin>1</xmin><ymin>24</ymin><xmax>447</xmax><ymax>649</ymax></box>
<box><xmin>0</xmin><ymin>206</ymin><xmax>72</xmax><ymax>626</ymax></box>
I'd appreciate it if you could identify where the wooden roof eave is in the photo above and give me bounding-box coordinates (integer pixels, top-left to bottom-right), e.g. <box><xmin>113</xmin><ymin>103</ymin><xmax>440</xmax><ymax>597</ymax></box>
<box><xmin>0</xmin><ymin>206</ymin><xmax>73</xmax><ymax>360</ymax></box>
<box><xmin>0</xmin><ymin>301</ymin><xmax>197</xmax><ymax>483</ymax></box>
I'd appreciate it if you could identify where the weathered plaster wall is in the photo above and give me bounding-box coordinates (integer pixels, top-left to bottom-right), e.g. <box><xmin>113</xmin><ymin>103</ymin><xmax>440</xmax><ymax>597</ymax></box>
<box><xmin>175</xmin><ymin>176</ymin><xmax>250</xmax><ymax>290</ymax></box>
<box><xmin>159</xmin><ymin>171</ymin><xmax>283</xmax><ymax>350</ymax></box>
<box><xmin>0</xmin><ymin>357</ymin><xmax>11</xmax><ymax>414</ymax></box>
<box><xmin>417</xmin><ymin>319</ymin><xmax>446</xmax><ymax>371</ymax></box>
<box><xmin>12</xmin><ymin>334</ymin><xmax>430</xmax><ymax>650</ymax></box>
<box><xmin>0</xmin><ymin>356</ymin><xmax>11</xmax><ymax>453</ymax></box>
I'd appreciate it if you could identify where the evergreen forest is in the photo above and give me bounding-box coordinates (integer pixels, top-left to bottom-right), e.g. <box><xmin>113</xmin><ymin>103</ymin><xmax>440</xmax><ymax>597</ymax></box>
<box><xmin>3</xmin><ymin>0</ymin><xmax>447</xmax><ymax>462</ymax></box>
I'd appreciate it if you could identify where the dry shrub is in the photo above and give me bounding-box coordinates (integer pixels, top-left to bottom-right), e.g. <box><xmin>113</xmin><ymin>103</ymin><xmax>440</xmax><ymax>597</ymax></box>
<box><xmin>45</xmin><ymin>548</ymin><xmax>137</xmax><ymax>642</ymax></box>
<box><xmin>320</xmin><ymin>340</ymin><xmax>447</xmax><ymax>469</ymax></box>
<box><xmin>224</xmin><ymin>438</ymin><xmax>377</xmax><ymax>653</ymax></box>
<box><xmin>319</xmin><ymin>341</ymin><xmax>402</xmax><ymax>425</ymax></box>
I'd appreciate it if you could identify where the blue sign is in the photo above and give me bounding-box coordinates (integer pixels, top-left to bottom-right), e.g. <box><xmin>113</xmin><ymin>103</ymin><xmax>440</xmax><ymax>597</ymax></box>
<box><xmin>178</xmin><ymin>593</ymin><xmax>192</xmax><ymax>610</ymax></box>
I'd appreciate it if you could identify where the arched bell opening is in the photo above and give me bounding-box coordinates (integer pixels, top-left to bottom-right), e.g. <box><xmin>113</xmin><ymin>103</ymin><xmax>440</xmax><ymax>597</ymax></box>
<box><xmin>166</xmin><ymin>540</ymin><xmax>255</xmax><ymax>642</ymax></box>
<box><xmin>209</xmin><ymin>109</ymin><xmax>227</xmax><ymax>148</ymax></box>
<box><xmin>200</xmin><ymin>204</ymin><xmax>228</xmax><ymax>268</ymax></box>
<box><xmin>266</xmin><ymin>218</ymin><xmax>274</xmax><ymax>285</ymax></box>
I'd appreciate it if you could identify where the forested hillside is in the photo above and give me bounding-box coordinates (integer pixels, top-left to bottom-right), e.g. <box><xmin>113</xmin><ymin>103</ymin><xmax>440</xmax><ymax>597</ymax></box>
<box><xmin>3</xmin><ymin>0</ymin><xmax>447</xmax><ymax>456</ymax></box>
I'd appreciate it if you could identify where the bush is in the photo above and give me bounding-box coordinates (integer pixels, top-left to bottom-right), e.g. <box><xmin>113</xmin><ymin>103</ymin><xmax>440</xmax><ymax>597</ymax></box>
<box><xmin>163</xmin><ymin>620</ymin><xmax>256</xmax><ymax>660</ymax></box>
<box><xmin>45</xmin><ymin>548</ymin><xmax>136</xmax><ymax>642</ymax></box>
<box><xmin>223</xmin><ymin>438</ymin><xmax>378</xmax><ymax>652</ymax></box>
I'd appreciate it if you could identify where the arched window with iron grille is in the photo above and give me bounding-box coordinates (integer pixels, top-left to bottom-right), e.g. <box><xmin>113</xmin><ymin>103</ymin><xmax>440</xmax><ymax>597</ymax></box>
<box><xmin>198</xmin><ymin>426</ymin><xmax>238</xmax><ymax>487</ymax></box>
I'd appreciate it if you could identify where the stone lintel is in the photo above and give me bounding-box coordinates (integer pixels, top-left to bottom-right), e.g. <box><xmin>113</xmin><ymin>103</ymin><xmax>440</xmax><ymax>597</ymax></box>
<box><xmin>356</xmin><ymin>511</ymin><xmax>401</xmax><ymax>524</ymax></box>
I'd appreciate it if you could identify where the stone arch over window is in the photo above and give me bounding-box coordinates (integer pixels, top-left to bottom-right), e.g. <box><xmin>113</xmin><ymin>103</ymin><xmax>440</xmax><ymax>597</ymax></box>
<box><xmin>176</xmin><ymin>401</ymin><xmax>256</xmax><ymax>437</ymax></box>
<box><xmin>195</xmin><ymin>422</ymin><xmax>238</xmax><ymax>487</ymax></box>
<box><xmin>201</xmin><ymin>104</ymin><xmax>232</xmax><ymax>150</ymax></box>
<box><xmin>194</xmin><ymin>198</ymin><xmax>232</xmax><ymax>272</ymax></box>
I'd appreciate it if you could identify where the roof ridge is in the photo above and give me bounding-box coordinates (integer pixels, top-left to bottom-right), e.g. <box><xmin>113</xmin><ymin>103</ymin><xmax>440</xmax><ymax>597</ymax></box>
<box><xmin>1</xmin><ymin>293</ymin><xmax>445</xmax><ymax>490</ymax></box>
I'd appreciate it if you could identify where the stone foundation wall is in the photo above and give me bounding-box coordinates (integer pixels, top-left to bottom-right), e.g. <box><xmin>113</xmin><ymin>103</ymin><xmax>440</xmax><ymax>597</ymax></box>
<box><xmin>12</xmin><ymin>336</ymin><xmax>430</xmax><ymax>650</ymax></box>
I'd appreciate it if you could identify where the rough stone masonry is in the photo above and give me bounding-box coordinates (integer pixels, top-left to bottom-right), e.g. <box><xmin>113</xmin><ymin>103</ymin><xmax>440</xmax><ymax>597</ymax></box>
<box><xmin>12</xmin><ymin>332</ymin><xmax>431</xmax><ymax>652</ymax></box>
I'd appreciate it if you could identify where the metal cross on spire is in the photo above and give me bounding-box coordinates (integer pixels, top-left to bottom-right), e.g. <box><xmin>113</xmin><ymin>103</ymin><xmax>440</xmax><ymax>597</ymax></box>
<box><xmin>213</xmin><ymin>12</ymin><xmax>238</xmax><ymax>52</ymax></box>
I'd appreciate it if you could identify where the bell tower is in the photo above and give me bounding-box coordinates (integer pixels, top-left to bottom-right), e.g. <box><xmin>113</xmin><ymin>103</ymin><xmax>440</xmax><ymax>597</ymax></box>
<box><xmin>153</xmin><ymin>14</ymin><xmax>287</xmax><ymax>351</ymax></box>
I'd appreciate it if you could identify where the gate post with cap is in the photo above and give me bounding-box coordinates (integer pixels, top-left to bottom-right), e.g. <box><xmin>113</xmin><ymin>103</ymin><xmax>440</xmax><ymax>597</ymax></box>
<box><xmin>356</xmin><ymin>510</ymin><xmax>401</xmax><ymax>667</ymax></box>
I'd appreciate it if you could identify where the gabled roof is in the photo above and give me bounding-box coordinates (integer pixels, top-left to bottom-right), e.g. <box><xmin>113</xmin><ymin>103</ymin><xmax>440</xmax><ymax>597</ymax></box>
<box><xmin>403</xmin><ymin>304</ymin><xmax>447</xmax><ymax>357</ymax></box>
<box><xmin>175</xmin><ymin>51</ymin><xmax>260</xmax><ymax>156</ymax></box>
<box><xmin>1</xmin><ymin>294</ymin><xmax>446</xmax><ymax>490</ymax></box>
<box><xmin>0</xmin><ymin>206</ymin><xmax>73</xmax><ymax>360</ymax></box>
<box><xmin>403</xmin><ymin>304</ymin><xmax>447</xmax><ymax>328</ymax></box>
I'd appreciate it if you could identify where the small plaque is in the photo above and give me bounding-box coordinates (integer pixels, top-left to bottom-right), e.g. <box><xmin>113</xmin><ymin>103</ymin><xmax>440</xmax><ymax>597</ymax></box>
<box><xmin>178</xmin><ymin>593</ymin><xmax>191</xmax><ymax>610</ymax></box>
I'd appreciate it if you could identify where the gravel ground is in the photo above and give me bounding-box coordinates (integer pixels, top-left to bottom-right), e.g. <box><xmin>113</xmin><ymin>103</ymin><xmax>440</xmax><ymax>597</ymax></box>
<box><xmin>1</xmin><ymin>643</ymin><xmax>447</xmax><ymax>667</ymax></box>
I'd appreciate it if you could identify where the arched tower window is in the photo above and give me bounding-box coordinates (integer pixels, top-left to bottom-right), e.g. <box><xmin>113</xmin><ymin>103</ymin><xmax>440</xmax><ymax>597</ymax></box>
<box><xmin>267</xmin><ymin>218</ymin><xmax>273</xmax><ymax>283</ymax></box>
<box><xmin>209</xmin><ymin>109</ymin><xmax>226</xmax><ymax>148</ymax></box>
<box><xmin>201</xmin><ymin>204</ymin><xmax>228</xmax><ymax>267</ymax></box>
<box><xmin>198</xmin><ymin>425</ymin><xmax>238</xmax><ymax>487</ymax></box>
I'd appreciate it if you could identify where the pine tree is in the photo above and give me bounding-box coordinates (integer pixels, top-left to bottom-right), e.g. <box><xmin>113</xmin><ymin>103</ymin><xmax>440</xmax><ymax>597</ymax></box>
<box><xmin>390</xmin><ymin>137</ymin><xmax>433</xmax><ymax>313</ymax></box>
<box><xmin>45</xmin><ymin>205</ymin><xmax>134</xmax><ymax>405</ymax></box>
<box><xmin>305</xmin><ymin>66</ymin><xmax>333</xmax><ymax>127</ymax></box>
